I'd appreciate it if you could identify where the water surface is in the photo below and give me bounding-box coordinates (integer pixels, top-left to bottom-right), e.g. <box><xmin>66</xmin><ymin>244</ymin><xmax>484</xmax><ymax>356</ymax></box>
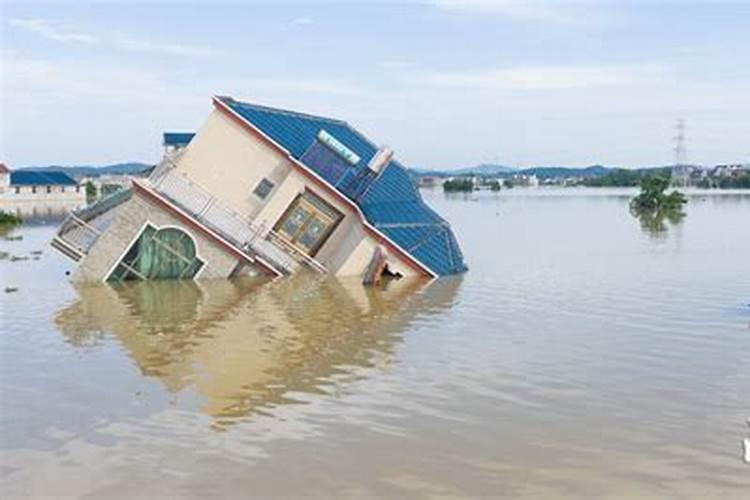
<box><xmin>1</xmin><ymin>188</ymin><xmax>749</xmax><ymax>498</ymax></box>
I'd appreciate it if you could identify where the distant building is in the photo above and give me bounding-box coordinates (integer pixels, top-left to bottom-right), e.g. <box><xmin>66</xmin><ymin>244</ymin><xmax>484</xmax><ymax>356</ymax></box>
<box><xmin>511</xmin><ymin>174</ymin><xmax>539</xmax><ymax>187</ymax></box>
<box><xmin>418</xmin><ymin>176</ymin><xmax>439</xmax><ymax>188</ymax></box>
<box><xmin>0</xmin><ymin>163</ymin><xmax>85</xmax><ymax>218</ymax></box>
<box><xmin>671</xmin><ymin>165</ymin><xmax>692</xmax><ymax>187</ymax></box>
<box><xmin>0</xmin><ymin>163</ymin><xmax>9</xmax><ymax>194</ymax></box>
<box><xmin>163</xmin><ymin>132</ymin><xmax>196</xmax><ymax>157</ymax></box>
<box><xmin>712</xmin><ymin>164</ymin><xmax>746</xmax><ymax>178</ymax></box>
<box><xmin>78</xmin><ymin>173</ymin><xmax>139</xmax><ymax>197</ymax></box>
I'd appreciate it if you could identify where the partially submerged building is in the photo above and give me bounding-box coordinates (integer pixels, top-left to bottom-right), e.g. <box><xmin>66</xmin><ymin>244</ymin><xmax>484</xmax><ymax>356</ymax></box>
<box><xmin>51</xmin><ymin>96</ymin><xmax>467</xmax><ymax>283</ymax></box>
<box><xmin>1</xmin><ymin>164</ymin><xmax>86</xmax><ymax>218</ymax></box>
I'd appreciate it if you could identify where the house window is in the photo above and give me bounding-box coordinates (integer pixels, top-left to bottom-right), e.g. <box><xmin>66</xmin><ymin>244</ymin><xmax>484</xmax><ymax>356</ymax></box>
<box><xmin>14</xmin><ymin>186</ymin><xmax>20</xmax><ymax>194</ymax></box>
<box><xmin>46</xmin><ymin>186</ymin><xmax>52</xmax><ymax>193</ymax></box>
<box><xmin>61</xmin><ymin>186</ymin><xmax>66</xmax><ymax>193</ymax></box>
<box><xmin>32</xmin><ymin>186</ymin><xmax>37</xmax><ymax>194</ymax></box>
<box><xmin>253</xmin><ymin>178</ymin><xmax>274</xmax><ymax>199</ymax></box>
<box><xmin>107</xmin><ymin>225</ymin><xmax>204</xmax><ymax>282</ymax></box>
<box><xmin>76</xmin><ymin>185</ymin><xmax>81</xmax><ymax>193</ymax></box>
<box><xmin>273</xmin><ymin>190</ymin><xmax>342</xmax><ymax>256</ymax></box>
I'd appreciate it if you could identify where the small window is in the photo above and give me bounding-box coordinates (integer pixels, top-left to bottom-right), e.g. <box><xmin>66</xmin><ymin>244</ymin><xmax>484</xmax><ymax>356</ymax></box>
<box><xmin>32</xmin><ymin>186</ymin><xmax>37</xmax><ymax>193</ymax></box>
<box><xmin>46</xmin><ymin>186</ymin><xmax>52</xmax><ymax>193</ymax></box>
<box><xmin>253</xmin><ymin>178</ymin><xmax>274</xmax><ymax>199</ymax></box>
<box><xmin>14</xmin><ymin>186</ymin><xmax>20</xmax><ymax>194</ymax></box>
<box><xmin>61</xmin><ymin>186</ymin><xmax>66</xmax><ymax>193</ymax></box>
<box><xmin>76</xmin><ymin>185</ymin><xmax>81</xmax><ymax>193</ymax></box>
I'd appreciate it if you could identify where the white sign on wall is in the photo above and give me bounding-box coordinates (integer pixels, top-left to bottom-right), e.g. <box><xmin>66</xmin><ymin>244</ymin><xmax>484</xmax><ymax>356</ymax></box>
<box><xmin>317</xmin><ymin>130</ymin><xmax>361</xmax><ymax>165</ymax></box>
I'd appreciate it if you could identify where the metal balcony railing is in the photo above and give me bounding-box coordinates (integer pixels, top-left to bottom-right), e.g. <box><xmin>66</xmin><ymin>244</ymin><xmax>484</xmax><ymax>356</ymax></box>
<box><xmin>147</xmin><ymin>170</ymin><xmax>326</xmax><ymax>276</ymax></box>
<box><xmin>52</xmin><ymin>188</ymin><xmax>134</xmax><ymax>260</ymax></box>
<box><xmin>52</xmin><ymin>214</ymin><xmax>101</xmax><ymax>259</ymax></box>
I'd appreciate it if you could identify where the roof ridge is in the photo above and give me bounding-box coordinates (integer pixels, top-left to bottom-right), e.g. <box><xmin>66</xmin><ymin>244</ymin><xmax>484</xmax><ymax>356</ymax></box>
<box><xmin>222</xmin><ymin>96</ymin><xmax>349</xmax><ymax>126</ymax></box>
<box><xmin>221</xmin><ymin>95</ymin><xmax>390</xmax><ymax>161</ymax></box>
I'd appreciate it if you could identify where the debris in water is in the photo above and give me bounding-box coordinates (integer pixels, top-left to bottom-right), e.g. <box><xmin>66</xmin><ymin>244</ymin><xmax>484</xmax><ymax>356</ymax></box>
<box><xmin>4</xmin><ymin>287</ymin><xmax>19</xmax><ymax>293</ymax></box>
<box><xmin>30</xmin><ymin>250</ymin><xmax>43</xmax><ymax>255</ymax></box>
<box><xmin>4</xmin><ymin>234</ymin><xmax>23</xmax><ymax>241</ymax></box>
<box><xmin>10</xmin><ymin>255</ymin><xmax>29</xmax><ymax>262</ymax></box>
<box><xmin>0</xmin><ymin>251</ymin><xmax>8</xmax><ymax>260</ymax></box>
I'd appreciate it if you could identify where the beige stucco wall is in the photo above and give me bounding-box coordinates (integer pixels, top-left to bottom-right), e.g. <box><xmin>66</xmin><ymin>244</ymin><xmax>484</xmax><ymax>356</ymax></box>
<box><xmin>74</xmin><ymin>191</ymin><xmax>244</xmax><ymax>282</ymax></box>
<box><xmin>175</xmin><ymin>109</ymin><xmax>293</xmax><ymax>222</ymax></box>
<box><xmin>0</xmin><ymin>185</ymin><xmax>86</xmax><ymax>219</ymax></box>
<box><xmin>171</xmin><ymin>107</ymin><xmax>419</xmax><ymax>279</ymax></box>
<box><xmin>0</xmin><ymin>185</ymin><xmax>86</xmax><ymax>203</ymax></box>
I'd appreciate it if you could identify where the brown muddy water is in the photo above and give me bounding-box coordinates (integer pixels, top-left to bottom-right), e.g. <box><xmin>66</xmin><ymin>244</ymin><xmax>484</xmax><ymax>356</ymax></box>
<box><xmin>1</xmin><ymin>188</ymin><xmax>749</xmax><ymax>498</ymax></box>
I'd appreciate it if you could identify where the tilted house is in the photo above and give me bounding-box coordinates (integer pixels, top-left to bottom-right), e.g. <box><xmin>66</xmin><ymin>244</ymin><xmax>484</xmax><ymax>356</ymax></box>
<box><xmin>51</xmin><ymin>96</ymin><xmax>466</xmax><ymax>283</ymax></box>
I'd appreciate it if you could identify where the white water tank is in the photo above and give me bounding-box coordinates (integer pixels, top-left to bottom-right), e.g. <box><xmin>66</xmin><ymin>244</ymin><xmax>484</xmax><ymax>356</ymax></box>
<box><xmin>368</xmin><ymin>147</ymin><xmax>394</xmax><ymax>175</ymax></box>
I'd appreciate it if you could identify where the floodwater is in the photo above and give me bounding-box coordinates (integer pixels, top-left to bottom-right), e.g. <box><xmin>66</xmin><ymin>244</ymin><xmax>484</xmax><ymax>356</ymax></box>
<box><xmin>1</xmin><ymin>188</ymin><xmax>749</xmax><ymax>498</ymax></box>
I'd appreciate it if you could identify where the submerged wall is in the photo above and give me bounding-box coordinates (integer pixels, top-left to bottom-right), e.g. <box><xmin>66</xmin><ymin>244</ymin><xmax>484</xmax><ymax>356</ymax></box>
<box><xmin>74</xmin><ymin>190</ymin><xmax>246</xmax><ymax>282</ymax></box>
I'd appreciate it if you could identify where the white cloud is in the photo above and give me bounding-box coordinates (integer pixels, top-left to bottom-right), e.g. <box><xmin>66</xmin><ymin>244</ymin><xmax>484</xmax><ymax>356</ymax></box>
<box><xmin>9</xmin><ymin>18</ymin><xmax>98</xmax><ymax>43</ymax></box>
<box><xmin>8</xmin><ymin>18</ymin><xmax>211</xmax><ymax>57</ymax></box>
<box><xmin>416</xmin><ymin>64</ymin><xmax>667</xmax><ymax>90</ymax></box>
<box><xmin>204</xmin><ymin>76</ymin><xmax>363</xmax><ymax>97</ymax></box>
<box><xmin>430</xmin><ymin>0</ymin><xmax>613</xmax><ymax>24</ymax></box>
<box><xmin>115</xmin><ymin>37</ymin><xmax>212</xmax><ymax>57</ymax></box>
<box><xmin>291</xmin><ymin>16</ymin><xmax>313</xmax><ymax>25</ymax></box>
<box><xmin>378</xmin><ymin>60</ymin><xmax>413</xmax><ymax>69</ymax></box>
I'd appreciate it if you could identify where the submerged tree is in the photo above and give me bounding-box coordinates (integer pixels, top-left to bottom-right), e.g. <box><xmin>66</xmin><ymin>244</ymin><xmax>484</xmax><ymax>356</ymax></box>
<box><xmin>630</xmin><ymin>175</ymin><xmax>687</xmax><ymax>234</ymax></box>
<box><xmin>85</xmin><ymin>181</ymin><xmax>98</xmax><ymax>203</ymax></box>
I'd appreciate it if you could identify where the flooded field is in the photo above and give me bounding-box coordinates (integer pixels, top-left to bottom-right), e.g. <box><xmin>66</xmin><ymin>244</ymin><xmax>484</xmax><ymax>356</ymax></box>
<box><xmin>2</xmin><ymin>188</ymin><xmax>749</xmax><ymax>498</ymax></box>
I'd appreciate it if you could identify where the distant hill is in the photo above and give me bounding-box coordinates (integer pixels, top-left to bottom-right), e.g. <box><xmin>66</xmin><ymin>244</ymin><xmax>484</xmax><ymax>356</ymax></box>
<box><xmin>409</xmin><ymin>164</ymin><xmax>677</xmax><ymax>180</ymax></box>
<box><xmin>412</xmin><ymin>163</ymin><xmax>517</xmax><ymax>177</ymax></box>
<box><xmin>411</xmin><ymin>164</ymin><xmax>612</xmax><ymax>179</ymax></box>
<box><xmin>455</xmin><ymin>164</ymin><xmax>518</xmax><ymax>176</ymax></box>
<box><xmin>517</xmin><ymin>165</ymin><xmax>610</xmax><ymax>178</ymax></box>
<box><xmin>19</xmin><ymin>162</ymin><xmax>152</xmax><ymax>177</ymax></box>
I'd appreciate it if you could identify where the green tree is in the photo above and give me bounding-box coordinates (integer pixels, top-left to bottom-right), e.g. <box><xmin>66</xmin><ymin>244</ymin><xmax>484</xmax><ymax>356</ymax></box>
<box><xmin>0</xmin><ymin>210</ymin><xmax>22</xmax><ymax>226</ymax></box>
<box><xmin>85</xmin><ymin>181</ymin><xmax>98</xmax><ymax>203</ymax></box>
<box><xmin>443</xmin><ymin>178</ymin><xmax>474</xmax><ymax>192</ymax></box>
<box><xmin>630</xmin><ymin>175</ymin><xmax>687</xmax><ymax>235</ymax></box>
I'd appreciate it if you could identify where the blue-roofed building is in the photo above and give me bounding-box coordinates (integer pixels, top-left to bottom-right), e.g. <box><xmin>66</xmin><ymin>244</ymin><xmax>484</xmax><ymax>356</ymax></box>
<box><xmin>1</xmin><ymin>164</ymin><xmax>86</xmax><ymax>218</ymax></box>
<box><xmin>10</xmin><ymin>170</ymin><xmax>78</xmax><ymax>187</ymax></box>
<box><xmin>52</xmin><ymin>96</ymin><xmax>466</xmax><ymax>283</ymax></box>
<box><xmin>217</xmin><ymin>97</ymin><xmax>467</xmax><ymax>276</ymax></box>
<box><xmin>163</xmin><ymin>132</ymin><xmax>195</xmax><ymax>155</ymax></box>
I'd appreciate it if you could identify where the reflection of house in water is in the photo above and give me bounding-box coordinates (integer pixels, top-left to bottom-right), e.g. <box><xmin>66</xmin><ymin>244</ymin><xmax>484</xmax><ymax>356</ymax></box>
<box><xmin>54</xmin><ymin>275</ymin><xmax>461</xmax><ymax>428</ymax></box>
<box><xmin>51</xmin><ymin>96</ymin><xmax>466</xmax><ymax>283</ymax></box>
<box><xmin>0</xmin><ymin>163</ymin><xmax>86</xmax><ymax>218</ymax></box>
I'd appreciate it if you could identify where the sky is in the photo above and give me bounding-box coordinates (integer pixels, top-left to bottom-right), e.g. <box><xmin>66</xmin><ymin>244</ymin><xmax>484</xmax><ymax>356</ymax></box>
<box><xmin>1</xmin><ymin>0</ymin><xmax>749</xmax><ymax>169</ymax></box>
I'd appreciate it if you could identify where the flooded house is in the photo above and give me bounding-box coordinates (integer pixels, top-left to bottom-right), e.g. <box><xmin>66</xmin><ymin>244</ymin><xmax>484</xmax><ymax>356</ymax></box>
<box><xmin>51</xmin><ymin>96</ymin><xmax>466</xmax><ymax>283</ymax></box>
<box><xmin>0</xmin><ymin>163</ymin><xmax>86</xmax><ymax>218</ymax></box>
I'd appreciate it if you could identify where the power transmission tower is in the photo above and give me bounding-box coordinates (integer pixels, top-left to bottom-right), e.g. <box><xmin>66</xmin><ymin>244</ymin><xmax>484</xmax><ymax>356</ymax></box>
<box><xmin>671</xmin><ymin>119</ymin><xmax>689</xmax><ymax>187</ymax></box>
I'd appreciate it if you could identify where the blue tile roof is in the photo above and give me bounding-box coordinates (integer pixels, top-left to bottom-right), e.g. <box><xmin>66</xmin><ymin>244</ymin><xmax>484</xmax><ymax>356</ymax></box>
<box><xmin>163</xmin><ymin>132</ymin><xmax>196</xmax><ymax>146</ymax></box>
<box><xmin>221</xmin><ymin>97</ymin><xmax>467</xmax><ymax>276</ymax></box>
<box><xmin>10</xmin><ymin>171</ymin><xmax>77</xmax><ymax>186</ymax></box>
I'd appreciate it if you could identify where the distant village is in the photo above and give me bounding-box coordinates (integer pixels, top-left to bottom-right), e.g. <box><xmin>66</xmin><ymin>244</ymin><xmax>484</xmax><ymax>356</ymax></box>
<box><xmin>0</xmin><ymin>161</ymin><xmax>152</xmax><ymax>220</ymax></box>
<box><xmin>2</xmin><ymin>153</ymin><xmax>750</xmax><ymax>222</ymax></box>
<box><xmin>416</xmin><ymin>163</ymin><xmax>750</xmax><ymax>191</ymax></box>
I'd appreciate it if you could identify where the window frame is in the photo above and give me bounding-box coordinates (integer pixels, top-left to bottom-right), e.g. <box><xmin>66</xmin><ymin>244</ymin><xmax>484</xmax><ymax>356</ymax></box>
<box><xmin>252</xmin><ymin>178</ymin><xmax>275</xmax><ymax>200</ymax></box>
<box><xmin>106</xmin><ymin>223</ymin><xmax>205</xmax><ymax>282</ymax></box>
<box><xmin>272</xmin><ymin>189</ymin><xmax>343</xmax><ymax>257</ymax></box>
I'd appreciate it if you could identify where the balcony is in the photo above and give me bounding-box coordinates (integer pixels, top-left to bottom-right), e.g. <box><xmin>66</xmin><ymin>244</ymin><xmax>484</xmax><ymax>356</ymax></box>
<box><xmin>51</xmin><ymin>188</ymin><xmax>133</xmax><ymax>261</ymax></box>
<box><xmin>146</xmin><ymin>169</ymin><xmax>326</xmax><ymax>276</ymax></box>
